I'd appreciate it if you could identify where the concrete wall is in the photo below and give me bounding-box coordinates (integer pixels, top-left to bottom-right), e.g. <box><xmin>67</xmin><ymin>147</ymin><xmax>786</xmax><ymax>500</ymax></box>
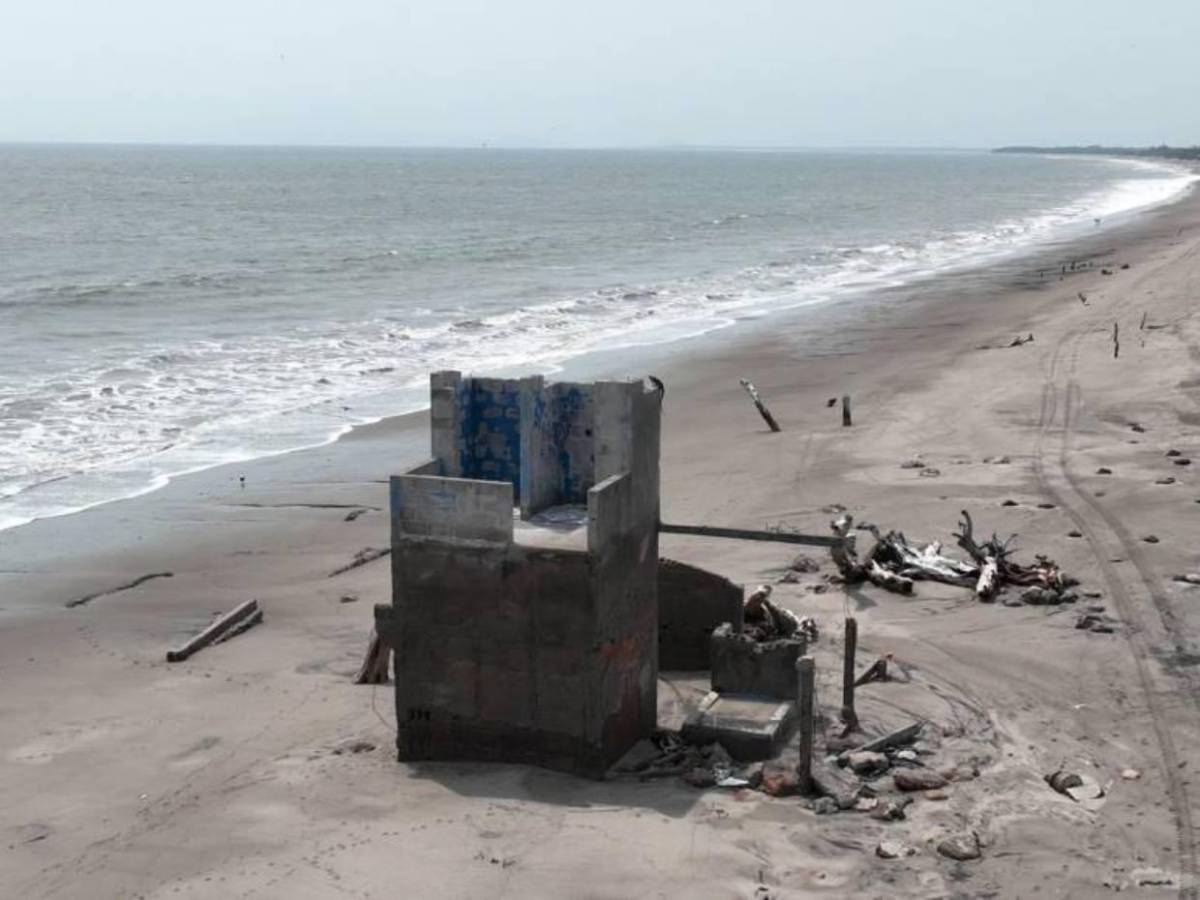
<box><xmin>710</xmin><ymin>623</ymin><xmax>807</xmax><ymax>700</ymax></box>
<box><xmin>519</xmin><ymin>379</ymin><xmax>594</xmax><ymax>518</ymax></box>
<box><xmin>379</xmin><ymin>541</ymin><xmax>606</xmax><ymax>775</ymax></box>
<box><xmin>658</xmin><ymin>559</ymin><xmax>744</xmax><ymax>670</ymax></box>
<box><xmin>390</xmin><ymin>475</ymin><xmax>513</xmax><ymax>544</ymax></box>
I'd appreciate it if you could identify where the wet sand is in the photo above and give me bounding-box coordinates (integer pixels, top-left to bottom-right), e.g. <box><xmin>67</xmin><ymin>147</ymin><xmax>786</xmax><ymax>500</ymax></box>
<box><xmin>3</xmin><ymin>182</ymin><xmax>1200</xmax><ymax>898</ymax></box>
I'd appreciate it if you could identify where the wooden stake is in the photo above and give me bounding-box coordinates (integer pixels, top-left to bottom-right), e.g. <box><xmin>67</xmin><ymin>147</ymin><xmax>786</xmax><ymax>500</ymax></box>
<box><xmin>355</xmin><ymin>631</ymin><xmax>391</xmax><ymax>684</ymax></box>
<box><xmin>841</xmin><ymin>395</ymin><xmax>852</xmax><ymax>427</ymax></box>
<box><xmin>739</xmin><ymin>379</ymin><xmax>782</xmax><ymax>432</ymax></box>
<box><xmin>796</xmin><ymin>656</ymin><xmax>815</xmax><ymax>795</ymax></box>
<box><xmin>166</xmin><ymin>599</ymin><xmax>262</xmax><ymax>662</ymax></box>
<box><xmin>1113</xmin><ymin>321</ymin><xmax>1120</xmax><ymax>359</ymax></box>
<box><xmin>841</xmin><ymin>616</ymin><xmax>859</xmax><ymax>731</ymax></box>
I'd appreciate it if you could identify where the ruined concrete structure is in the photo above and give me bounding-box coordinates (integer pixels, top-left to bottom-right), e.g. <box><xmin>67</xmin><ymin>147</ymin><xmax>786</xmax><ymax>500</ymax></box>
<box><xmin>376</xmin><ymin>371</ymin><xmax>662</xmax><ymax>777</ymax></box>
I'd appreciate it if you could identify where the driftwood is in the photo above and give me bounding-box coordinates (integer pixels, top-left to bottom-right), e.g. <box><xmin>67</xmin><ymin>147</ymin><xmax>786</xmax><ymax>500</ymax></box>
<box><xmin>827</xmin><ymin>510</ymin><xmax>1072</xmax><ymax>605</ymax></box>
<box><xmin>837</xmin><ymin>721</ymin><xmax>923</xmax><ymax>766</ymax></box>
<box><xmin>166</xmin><ymin>599</ymin><xmax>262</xmax><ymax>662</ymax></box>
<box><xmin>355</xmin><ymin>631</ymin><xmax>391</xmax><ymax>684</ymax></box>
<box><xmin>739</xmin><ymin>379</ymin><xmax>782</xmax><ymax>432</ymax></box>
<box><xmin>829</xmin><ymin>516</ymin><xmax>913</xmax><ymax>594</ymax></box>
<box><xmin>855</xmin><ymin>655</ymin><xmax>891</xmax><ymax>687</ymax></box>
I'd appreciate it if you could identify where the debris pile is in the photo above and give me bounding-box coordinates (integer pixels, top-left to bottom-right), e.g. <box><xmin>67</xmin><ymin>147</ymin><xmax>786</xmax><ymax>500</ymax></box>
<box><xmin>742</xmin><ymin>585</ymin><xmax>818</xmax><ymax>643</ymax></box>
<box><xmin>829</xmin><ymin>510</ymin><xmax>1080</xmax><ymax>606</ymax></box>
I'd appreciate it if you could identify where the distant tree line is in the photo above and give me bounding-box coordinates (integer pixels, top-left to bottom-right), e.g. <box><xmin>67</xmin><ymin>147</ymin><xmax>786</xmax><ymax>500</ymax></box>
<box><xmin>994</xmin><ymin>144</ymin><xmax>1200</xmax><ymax>161</ymax></box>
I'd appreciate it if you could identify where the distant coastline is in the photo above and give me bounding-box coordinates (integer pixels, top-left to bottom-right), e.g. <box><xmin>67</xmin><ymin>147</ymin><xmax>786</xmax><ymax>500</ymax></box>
<box><xmin>995</xmin><ymin>144</ymin><xmax>1200</xmax><ymax>161</ymax></box>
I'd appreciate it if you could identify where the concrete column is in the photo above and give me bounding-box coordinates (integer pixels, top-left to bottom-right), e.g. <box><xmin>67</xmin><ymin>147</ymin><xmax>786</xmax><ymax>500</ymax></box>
<box><xmin>796</xmin><ymin>655</ymin><xmax>815</xmax><ymax>794</ymax></box>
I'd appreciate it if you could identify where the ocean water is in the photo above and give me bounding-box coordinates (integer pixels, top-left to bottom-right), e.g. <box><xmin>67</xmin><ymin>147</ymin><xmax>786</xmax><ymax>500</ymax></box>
<box><xmin>0</xmin><ymin>145</ymin><xmax>1194</xmax><ymax>531</ymax></box>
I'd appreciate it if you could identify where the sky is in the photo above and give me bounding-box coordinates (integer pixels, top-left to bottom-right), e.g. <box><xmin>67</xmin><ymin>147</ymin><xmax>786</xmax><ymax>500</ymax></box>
<box><xmin>2</xmin><ymin>0</ymin><xmax>1197</xmax><ymax>148</ymax></box>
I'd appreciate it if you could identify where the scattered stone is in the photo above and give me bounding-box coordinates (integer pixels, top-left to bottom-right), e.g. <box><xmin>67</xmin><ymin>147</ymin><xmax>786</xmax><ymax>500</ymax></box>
<box><xmin>1142</xmin><ymin>535</ymin><xmax>1160</xmax><ymax>544</ymax></box>
<box><xmin>1166</xmin><ymin>449</ymin><xmax>1182</xmax><ymax>457</ymax></box>
<box><xmin>919</xmin><ymin>467</ymin><xmax>942</xmax><ymax>478</ymax></box>
<box><xmin>1001</xmin><ymin>499</ymin><xmax>1018</xmax><ymax>507</ymax></box>
<box><xmin>1156</xmin><ymin>476</ymin><xmax>1177</xmax><ymax>485</ymax></box>
<box><xmin>805</xmin><ymin>583</ymin><xmax>829</xmax><ymax>594</ymax></box>
<box><xmin>876</xmin><ymin>840</ymin><xmax>915</xmax><ymax>860</ymax></box>
<box><xmin>789</xmin><ymin>554</ymin><xmax>820</xmax><ymax>573</ymax></box>
<box><xmin>946</xmin><ymin>765</ymin><xmax>978</xmax><ymax>783</ymax></box>
<box><xmin>1046</xmin><ymin>770</ymin><xmax>1083</xmax><ymax>795</ymax></box>
<box><xmin>812</xmin><ymin>797</ymin><xmax>839</xmax><ymax>815</ymax></box>
<box><xmin>1096</xmin><ymin>467</ymin><xmax>1113</xmax><ymax>475</ymax></box>
<box><xmin>1130</xmin><ymin>423</ymin><xmax>1146</xmax><ymax>433</ymax></box>
<box><xmin>339</xmin><ymin>594</ymin><xmax>359</xmax><ymax>604</ymax></box>
<box><xmin>994</xmin><ymin>456</ymin><xmax>1011</xmax><ymax>464</ymax></box>
<box><xmin>925</xmin><ymin>789</ymin><xmax>949</xmax><ymax>801</ymax></box>
<box><xmin>854</xmin><ymin>796</ymin><xmax>879</xmax><ymax>812</ymax></box>
<box><xmin>900</xmin><ymin>459</ymin><xmax>925</xmax><ymax>469</ymax></box>
<box><xmin>1174</xmin><ymin>458</ymin><xmax>1192</xmax><ymax>466</ymax></box>
<box><xmin>683</xmin><ymin>767</ymin><xmax>717</xmax><ymax>788</ymax></box>
<box><xmin>1022</xmin><ymin>586</ymin><xmax>1064</xmax><ymax>606</ymax></box>
<box><xmin>1036</xmin><ymin>502</ymin><xmax>1056</xmax><ymax>509</ymax></box>
<box><xmin>1120</xmin><ymin>768</ymin><xmax>1141</xmax><ymax>781</ymax></box>
<box><xmin>847</xmin><ymin>751</ymin><xmax>890</xmax><ymax>776</ymax></box>
<box><xmin>894</xmin><ymin>749</ymin><xmax>918</xmax><ymax>763</ymax></box>
<box><xmin>1067</xmin><ymin>530</ymin><xmax>1083</xmax><ymax>538</ymax></box>
<box><xmin>760</xmin><ymin>765</ymin><xmax>799</xmax><ymax>797</ymax></box>
<box><xmin>778</xmin><ymin>570</ymin><xmax>803</xmax><ymax>584</ymax></box>
<box><xmin>937</xmin><ymin>832</ymin><xmax>981</xmax><ymax>861</ymax></box>
<box><xmin>1002</xmin><ymin>595</ymin><xmax>1024</xmax><ymax>608</ymax></box>
<box><xmin>870</xmin><ymin>797</ymin><xmax>912</xmax><ymax>821</ymax></box>
<box><xmin>894</xmin><ymin>769</ymin><xmax>948</xmax><ymax>792</ymax></box>
<box><xmin>1172</xmin><ymin>574</ymin><xmax>1200</xmax><ymax>585</ymax></box>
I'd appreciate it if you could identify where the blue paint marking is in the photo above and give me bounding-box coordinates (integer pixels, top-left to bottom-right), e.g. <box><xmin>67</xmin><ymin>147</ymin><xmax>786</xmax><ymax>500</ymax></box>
<box><xmin>457</xmin><ymin>379</ymin><xmax>522</xmax><ymax>492</ymax></box>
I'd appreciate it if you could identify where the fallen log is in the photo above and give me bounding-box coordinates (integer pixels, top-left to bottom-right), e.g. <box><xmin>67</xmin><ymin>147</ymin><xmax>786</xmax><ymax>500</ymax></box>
<box><xmin>739</xmin><ymin>379</ymin><xmax>782</xmax><ymax>432</ymax></box>
<box><xmin>166</xmin><ymin>599</ymin><xmax>262</xmax><ymax>662</ymax></box>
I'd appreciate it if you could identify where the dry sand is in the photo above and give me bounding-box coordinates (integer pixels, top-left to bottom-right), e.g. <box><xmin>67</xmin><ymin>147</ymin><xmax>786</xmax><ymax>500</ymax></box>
<box><xmin>3</xmin><ymin>183</ymin><xmax>1200</xmax><ymax>898</ymax></box>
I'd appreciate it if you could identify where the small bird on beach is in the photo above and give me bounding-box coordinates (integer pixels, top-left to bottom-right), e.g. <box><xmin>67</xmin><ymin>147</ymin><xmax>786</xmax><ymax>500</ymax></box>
<box><xmin>239</xmin><ymin>475</ymin><xmax>246</xmax><ymax>490</ymax></box>
<box><xmin>1078</xmin><ymin>292</ymin><xmax>1089</xmax><ymax>306</ymax></box>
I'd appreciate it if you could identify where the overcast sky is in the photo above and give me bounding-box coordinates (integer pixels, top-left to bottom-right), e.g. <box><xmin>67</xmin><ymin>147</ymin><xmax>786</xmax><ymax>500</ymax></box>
<box><xmin>2</xmin><ymin>0</ymin><xmax>1196</xmax><ymax>148</ymax></box>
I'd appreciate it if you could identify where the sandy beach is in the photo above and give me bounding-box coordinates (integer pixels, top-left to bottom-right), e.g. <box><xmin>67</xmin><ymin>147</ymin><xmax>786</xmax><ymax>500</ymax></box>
<box><xmin>4</xmin><ymin>180</ymin><xmax>1200</xmax><ymax>899</ymax></box>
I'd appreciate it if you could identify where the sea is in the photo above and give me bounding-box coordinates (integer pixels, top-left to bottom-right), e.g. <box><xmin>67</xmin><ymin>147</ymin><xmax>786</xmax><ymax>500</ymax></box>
<box><xmin>1</xmin><ymin>145</ymin><xmax>1195</xmax><ymax>531</ymax></box>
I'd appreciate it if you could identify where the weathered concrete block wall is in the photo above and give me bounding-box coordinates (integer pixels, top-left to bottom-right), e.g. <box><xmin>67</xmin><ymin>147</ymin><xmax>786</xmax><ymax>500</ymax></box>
<box><xmin>658</xmin><ymin>559</ymin><xmax>744</xmax><ymax>670</ymax></box>
<box><xmin>520</xmin><ymin>380</ymin><xmax>594</xmax><ymax>518</ymax></box>
<box><xmin>428</xmin><ymin>371</ymin><xmax>532</xmax><ymax>491</ymax></box>
<box><xmin>710</xmin><ymin>623</ymin><xmax>806</xmax><ymax>700</ymax></box>
<box><xmin>587</xmin><ymin>468</ymin><xmax>658</xmax><ymax>759</ymax></box>
<box><xmin>390</xmin><ymin>475</ymin><xmax>513</xmax><ymax>544</ymax></box>
<box><xmin>380</xmin><ymin>541</ymin><xmax>607</xmax><ymax>774</ymax></box>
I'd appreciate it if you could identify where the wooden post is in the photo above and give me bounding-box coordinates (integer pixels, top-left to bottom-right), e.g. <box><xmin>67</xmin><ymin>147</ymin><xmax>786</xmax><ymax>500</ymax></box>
<box><xmin>1113</xmin><ymin>322</ymin><xmax>1120</xmax><ymax>359</ymax></box>
<box><xmin>841</xmin><ymin>616</ymin><xmax>858</xmax><ymax>731</ymax></box>
<box><xmin>739</xmin><ymin>379</ymin><xmax>782</xmax><ymax>432</ymax></box>
<box><xmin>355</xmin><ymin>631</ymin><xmax>391</xmax><ymax>684</ymax></box>
<box><xmin>796</xmin><ymin>656</ymin><xmax>815</xmax><ymax>795</ymax></box>
<box><xmin>841</xmin><ymin>395</ymin><xmax>852</xmax><ymax>427</ymax></box>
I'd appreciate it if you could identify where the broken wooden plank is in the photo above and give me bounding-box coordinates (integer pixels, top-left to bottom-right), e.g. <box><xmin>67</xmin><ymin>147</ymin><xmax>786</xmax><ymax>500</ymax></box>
<box><xmin>166</xmin><ymin>599</ymin><xmax>262</xmax><ymax>663</ymax></box>
<box><xmin>658</xmin><ymin>522</ymin><xmax>840</xmax><ymax>547</ymax></box>
<box><xmin>328</xmin><ymin>547</ymin><xmax>392</xmax><ymax>578</ymax></box>
<box><xmin>837</xmin><ymin>721</ymin><xmax>923</xmax><ymax>765</ymax></box>
<box><xmin>739</xmin><ymin>379</ymin><xmax>782</xmax><ymax>432</ymax></box>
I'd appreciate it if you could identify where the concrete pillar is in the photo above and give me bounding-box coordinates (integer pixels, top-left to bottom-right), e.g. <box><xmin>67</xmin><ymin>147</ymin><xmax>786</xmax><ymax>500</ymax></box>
<box><xmin>796</xmin><ymin>655</ymin><xmax>815</xmax><ymax>795</ymax></box>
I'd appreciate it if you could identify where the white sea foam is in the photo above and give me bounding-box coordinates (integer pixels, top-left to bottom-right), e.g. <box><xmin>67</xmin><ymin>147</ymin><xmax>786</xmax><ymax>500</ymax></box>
<box><xmin>1</xmin><ymin>156</ymin><xmax>1194</xmax><ymax>532</ymax></box>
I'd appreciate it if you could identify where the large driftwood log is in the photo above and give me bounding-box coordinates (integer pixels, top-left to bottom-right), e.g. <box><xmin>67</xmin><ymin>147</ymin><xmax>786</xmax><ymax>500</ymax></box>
<box><xmin>739</xmin><ymin>379</ymin><xmax>782</xmax><ymax>432</ymax></box>
<box><xmin>167</xmin><ymin>599</ymin><xmax>262</xmax><ymax>662</ymax></box>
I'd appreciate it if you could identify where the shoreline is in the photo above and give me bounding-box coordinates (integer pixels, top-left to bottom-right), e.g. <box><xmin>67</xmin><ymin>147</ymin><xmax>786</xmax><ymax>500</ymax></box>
<box><xmin>3</xmin><ymin>157</ymin><xmax>1195</xmax><ymax>536</ymax></box>
<box><xmin>4</xmin><ymin>162</ymin><xmax>1200</xmax><ymax>897</ymax></box>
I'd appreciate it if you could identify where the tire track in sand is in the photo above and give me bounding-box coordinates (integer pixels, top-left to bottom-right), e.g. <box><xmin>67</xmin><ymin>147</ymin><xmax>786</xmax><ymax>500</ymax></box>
<box><xmin>1033</xmin><ymin>325</ymin><xmax>1199</xmax><ymax>898</ymax></box>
